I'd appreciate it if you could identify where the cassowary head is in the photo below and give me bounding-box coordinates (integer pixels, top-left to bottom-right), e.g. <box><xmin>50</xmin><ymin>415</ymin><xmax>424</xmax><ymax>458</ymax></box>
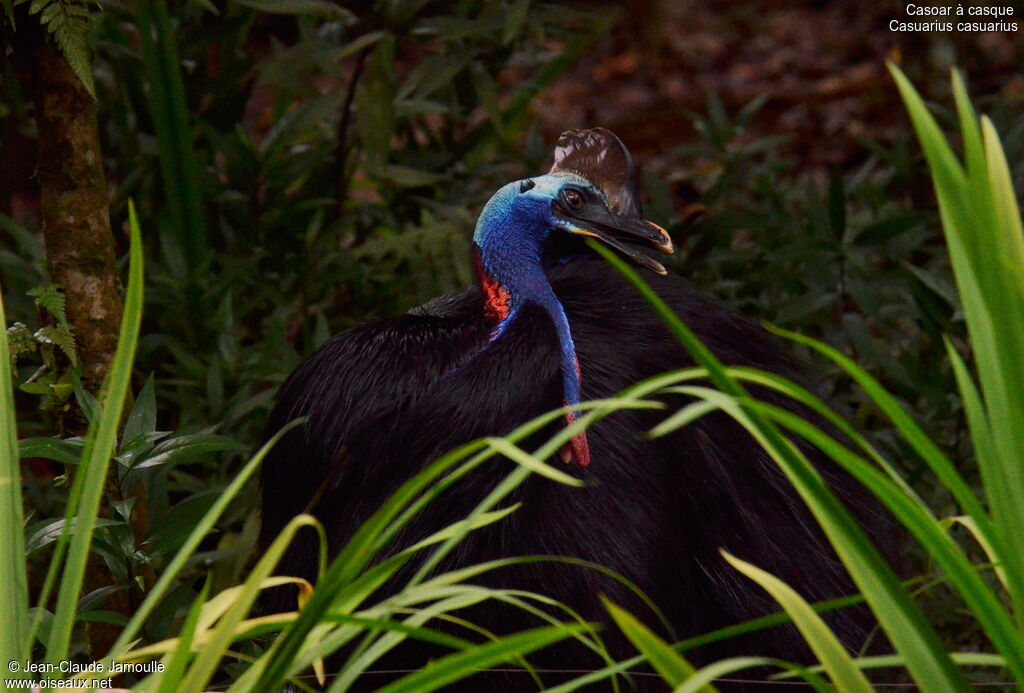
<box><xmin>470</xmin><ymin>128</ymin><xmax>674</xmax><ymax>467</ymax></box>
<box><xmin>473</xmin><ymin>128</ymin><xmax>673</xmax><ymax>279</ymax></box>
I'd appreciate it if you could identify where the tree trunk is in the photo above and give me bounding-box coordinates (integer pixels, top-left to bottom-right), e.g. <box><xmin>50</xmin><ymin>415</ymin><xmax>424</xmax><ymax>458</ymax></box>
<box><xmin>33</xmin><ymin>39</ymin><xmax>123</xmax><ymax>391</ymax></box>
<box><xmin>27</xmin><ymin>31</ymin><xmax>137</xmax><ymax>661</ymax></box>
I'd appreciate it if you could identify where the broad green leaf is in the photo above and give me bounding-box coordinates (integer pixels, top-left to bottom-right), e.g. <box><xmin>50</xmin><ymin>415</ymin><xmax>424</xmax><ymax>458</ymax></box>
<box><xmin>138</xmin><ymin>0</ymin><xmax>210</xmax><ymax>276</ymax></box>
<box><xmin>122</xmin><ymin>374</ymin><xmax>157</xmax><ymax>448</ymax></box>
<box><xmin>19</xmin><ymin>437</ymin><xmax>84</xmax><ymax>466</ymax></box>
<box><xmin>25</xmin><ymin>517</ymin><xmax>122</xmax><ymax>555</ymax></box>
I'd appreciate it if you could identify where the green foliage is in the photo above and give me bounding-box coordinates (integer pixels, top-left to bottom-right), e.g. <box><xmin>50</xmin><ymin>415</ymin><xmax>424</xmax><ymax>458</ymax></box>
<box><xmin>7</xmin><ymin>284</ymin><xmax>78</xmax><ymax>412</ymax></box>
<box><xmin>38</xmin><ymin>201</ymin><xmax>142</xmax><ymax>668</ymax></box>
<box><xmin>592</xmin><ymin>240</ymin><xmax>971</xmax><ymax>691</ymax></box>
<box><xmin>231</xmin><ymin>0</ymin><xmax>356</xmax><ymax>21</ymax></box>
<box><xmin>1</xmin><ymin>221</ymin><xmax>643</xmax><ymax>689</ymax></box>
<box><xmin>137</xmin><ymin>0</ymin><xmax>210</xmax><ymax>279</ymax></box>
<box><xmin>722</xmin><ymin>551</ymin><xmax>872</xmax><ymax>692</ymax></box>
<box><xmin>602</xmin><ymin>597</ymin><xmax>707</xmax><ymax>690</ymax></box>
<box><xmin>47</xmin><ymin>0</ymin><xmax>609</xmax><ymax>451</ymax></box>
<box><xmin>662</xmin><ymin>87</ymin><xmax>1024</xmax><ymax>526</ymax></box>
<box><xmin>586</xmin><ymin>68</ymin><xmax>1024</xmax><ymax>690</ymax></box>
<box><xmin>17</xmin><ymin>0</ymin><xmax>101</xmax><ymax>96</ymax></box>
<box><xmin>0</xmin><ymin>207</ymin><xmax>29</xmax><ymax>689</ymax></box>
<box><xmin>3</xmin><ymin>0</ymin><xmax>1023</xmax><ymax>687</ymax></box>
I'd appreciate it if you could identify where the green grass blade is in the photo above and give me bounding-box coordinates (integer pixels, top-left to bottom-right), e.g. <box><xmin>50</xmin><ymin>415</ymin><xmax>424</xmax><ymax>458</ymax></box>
<box><xmin>772</xmin><ymin>652</ymin><xmax>1006</xmax><ymax>682</ymax></box>
<box><xmin>547</xmin><ymin>582</ymin><xmax>937</xmax><ymax>693</ymax></box>
<box><xmin>251</xmin><ymin>439</ymin><xmax>495</xmax><ymax>691</ymax></box>
<box><xmin>950</xmin><ymin>70</ymin><xmax>986</xmax><ymax>182</ymax></box>
<box><xmin>0</xmin><ymin>262</ymin><xmax>29</xmax><ymax>681</ymax></box>
<box><xmin>327</xmin><ymin>585</ymin><xmax>607</xmax><ymax>693</ymax></box>
<box><xmin>939</xmin><ymin>516</ymin><xmax>1008</xmax><ymax>593</ymax></box>
<box><xmin>413</xmin><ymin>553</ymin><xmax>674</xmax><ymax>640</ymax></box>
<box><xmin>484</xmin><ymin>437</ymin><xmax>583</xmax><ymax>486</ymax></box>
<box><xmin>891</xmin><ymin>64</ymin><xmax>1024</xmax><ymax>626</ymax></box>
<box><xmin>646</xmin><ymin>399</ymin><xmax>720</xmax><ymax>439</ymax></box>
<box><xmin>284</xmin><ymin>411</ymin><xmax>626</xmax><ymax>687</ymax></box>
<box><xmin>137</xmin><ymin>0</ymin><xmax>210</xmax><ymax>275</ymax></box>
<box><xmin>720</xmin><ymin>366</ymin><xmax>922</xmax><ymax>504</ymax></box>
<box><xmin>180</xmin><ymin>514</ymin><xmax>322</xmax><ymax>693</ymax></box>
<box><xmin>721</xmin><ymin>552</ymin><xmax>874</xmax><ymax>693</ymax></box>
<box><xmin>339</xmin><ymin>464</ymin><xmax>544</xmax><ymax>685</ymax></box>
<box><xmin>44</xmin><ymin>202</ymin><xmax>144</xmax><ymax>669</ymax></box>
<box><xmin>398</xmin><ymin>400</ymin><xmax>649</xmax><ymax>601</ymax></box>
<box><xmin>591</xmin><ymin>240</ymin><xmax>970</xmax><ymax>692</ymax></box>
<box><xmin>943</xmin><ymin>337</ymin><xmax>994</xmax><ymax>465</ymax></box>
<box><xmin>404</xmin><ymin>505</ymin><xmax>521</xmax><ymax>554</ymax></box>
<box><xmin>322</xmin><ymin>613</ymin><xmax>474</xmax><ymax>652</ymax></box>
<box><xmin>674</xmin><ymin>657</ymin><xmax>832</xmax><ymax>693</ymax></box>
<box><xmin>768</xmin><ymin>324</ymin><xmax>995</xmax><ymax>545</ymax></box>
<box><xmin>108</xmin><ymin>418</ymin><xmax>305</xmax><ymax>658</ymax></box>
<box><xmin>982</xmin><ymin>116</ymin><xmax>1024</xmax><ymax>263</ymax></box>
<box><xmin>978</xmin><ymin>118</ymin><xmax>1024</xmax><ymax>600</ymax></box>
<box><xmin>747</xmin><ymin>399</ymin><xmax>1024</xmax><ymax>680</ymax></box>
<box><xmin>603</xmin><ymin>598</ymin><xmax>712</xmax><ymax>691</ymax></box>
<box><xmin>155</xmin><ymin>576</ymin><xmax>211</xmax><ymax>693</ymax></box>
<box><xmin>373</xmin><ymin>624</ymin><xmax>587</xmax><ymax>693</ymax></box>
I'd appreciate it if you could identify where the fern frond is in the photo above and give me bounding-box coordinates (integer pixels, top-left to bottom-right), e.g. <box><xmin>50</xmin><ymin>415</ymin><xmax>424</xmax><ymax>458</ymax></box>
<box><xmin>34</xmin><ymin>326</ymin><xmax>78</xmax><ymax>366</ymax></box>
<box><xmin>27</xmin><ymin>283</ymin><xmax>68</xmax><ymax>326</ymax></box>
<box><xmin>28</xmin><ymin>0</ymin><xmax>98</xmax><ymax>97</ymax></box>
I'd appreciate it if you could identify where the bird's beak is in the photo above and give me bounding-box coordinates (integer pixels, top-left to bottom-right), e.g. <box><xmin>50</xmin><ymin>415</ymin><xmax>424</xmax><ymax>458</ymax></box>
<box><xmin>554</xmin><ymin>202</ymin><xmax>674</xmax><ymax>275</ymax></box>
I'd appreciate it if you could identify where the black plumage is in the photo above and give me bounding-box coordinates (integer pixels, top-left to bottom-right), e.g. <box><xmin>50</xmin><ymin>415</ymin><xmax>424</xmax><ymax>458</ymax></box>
<box><xmin>259</xmin><ymin>131</ymin><xmax>882</xmax><ymax>691</ymax></box>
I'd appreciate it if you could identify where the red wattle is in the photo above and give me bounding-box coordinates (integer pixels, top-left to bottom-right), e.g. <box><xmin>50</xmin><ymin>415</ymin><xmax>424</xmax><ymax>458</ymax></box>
<box><xmin>562</xmin><ymin>408</ymin><xmax>591</xmax><ymax>467</ymax></box>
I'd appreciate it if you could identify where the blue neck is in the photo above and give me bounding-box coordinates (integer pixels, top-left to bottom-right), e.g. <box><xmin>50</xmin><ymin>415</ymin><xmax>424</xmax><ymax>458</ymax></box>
<box><xmin>472</xmin><ymin>177</ymin><xmax>591</xmax><ymax>464</ymax></box>
<box><xmin>477</xmin><ymin>242</ymin><xmax>577</xmax><ymax>381</ymax></box>
<box><xmin>491</xmin><ymin>278</ymin><xmax>582</xmax><ymax>409</ymax></box>
<box><xmin>476</xmin><ymin>243</ymin><xmax>589</xmax><ymax>465</ymax></box>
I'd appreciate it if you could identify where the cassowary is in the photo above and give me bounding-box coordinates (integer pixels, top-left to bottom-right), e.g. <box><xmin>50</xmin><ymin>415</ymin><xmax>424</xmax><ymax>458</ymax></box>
<box><xmin>260</xmin><ymin>129</ymin><xmax>879</xmax><ymax>690</ymax></box>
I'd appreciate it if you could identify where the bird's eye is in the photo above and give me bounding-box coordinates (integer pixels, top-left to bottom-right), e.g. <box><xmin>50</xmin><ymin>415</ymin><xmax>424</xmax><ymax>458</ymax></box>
<box><xmin>563</xmin><ymin>188</ymin><xmax>584</xmax><ymax>210</ymax></box>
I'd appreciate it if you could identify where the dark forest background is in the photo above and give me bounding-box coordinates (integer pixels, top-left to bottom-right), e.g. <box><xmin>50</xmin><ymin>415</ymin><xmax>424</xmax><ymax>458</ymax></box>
<box><xmin>2</xmin><ymin>0</ymin><xmax>1022</xmax><ymax>666</ymax></box>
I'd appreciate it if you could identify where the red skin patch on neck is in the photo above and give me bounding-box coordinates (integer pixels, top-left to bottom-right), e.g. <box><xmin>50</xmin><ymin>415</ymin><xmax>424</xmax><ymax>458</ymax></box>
<box><xmin>475</xmin><ymin>253</ymin><xmax>511</xmax><ymax>324</ymax></box>
<box><xmin>560</xmin><ymin>409</ymin><xmax>591</xmax><ymax>467</ymax></box>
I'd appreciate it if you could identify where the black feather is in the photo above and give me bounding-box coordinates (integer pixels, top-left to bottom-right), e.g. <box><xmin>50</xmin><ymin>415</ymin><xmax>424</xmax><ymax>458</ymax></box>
<box><xmin>260</xmin><ymin>256</ymin><xmax>886</xmax><ymax>691</ymax></box>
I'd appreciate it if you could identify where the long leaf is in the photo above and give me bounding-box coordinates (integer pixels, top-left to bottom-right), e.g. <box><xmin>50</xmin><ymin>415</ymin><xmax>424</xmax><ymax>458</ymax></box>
<box><xmin>590</xmin><ymin>240</ymin><xmax>969</xmax><ymax>692</ymax></box>
<box><xmin>722</xmin><ymin>552</ymin><xmax>873</xmax><ymax>693</ymax></box>
<box><xmin>138</xmin><ymin>0</ymin><xmax>209</xmax><ymax>276</ymax></box>
<box><xmin>603</xmin><ymin>598</ymin><xmax>711</xmax><ymax>692</ymax></box>
<box><xmin>44</xmin><ymin>202</ymin><xmax>144</xmax><ymax>669</ymax></box>
<box><xmin>374</xmin><ymin>624</ymin><xmax>587</xmax><ymax>693</ymax></box>
<box><xmin>180</xmin><ymin>514</ymin><xmax>323</xmax><ymax>692</ymax></box>
<box><xmin>892</xmin><ymin>63</ymin><xmax>1024</xmax><ymax>627</ymax></box>
<box><xmin>107</xmin><ymin>418</ymin><xmax>305</xmax><ymax>658</ymax></box>
<box><xmin>155</xmin><ymin>576</ymin><xmax>211</xmax><ymax>693</ymax></box>
<box><xmin>675</xmin><ymin>657</ymin><xmax>832</xmax><ymax>693</ymax></box>
<box><xmin>746</xmin><ymin>399</ymin><xmax>1024</xmax><ymax>680</ymax></box>
<box><xmin>0</xmin><ymin>248</ymin><xmax>29</xmax><ymax>683</ymax></box>
<box><xmin>768</xmin><ymin>324</ymin><xmax>993</xmax><ymax>539</ymax></box>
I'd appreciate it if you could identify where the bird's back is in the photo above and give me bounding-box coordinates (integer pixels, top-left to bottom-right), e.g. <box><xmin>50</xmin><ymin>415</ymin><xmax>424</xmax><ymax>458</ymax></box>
<box><xmin>260</xmin><ymin>256</ymin><xmax>880</xmax><ymax>689</ymax></box>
